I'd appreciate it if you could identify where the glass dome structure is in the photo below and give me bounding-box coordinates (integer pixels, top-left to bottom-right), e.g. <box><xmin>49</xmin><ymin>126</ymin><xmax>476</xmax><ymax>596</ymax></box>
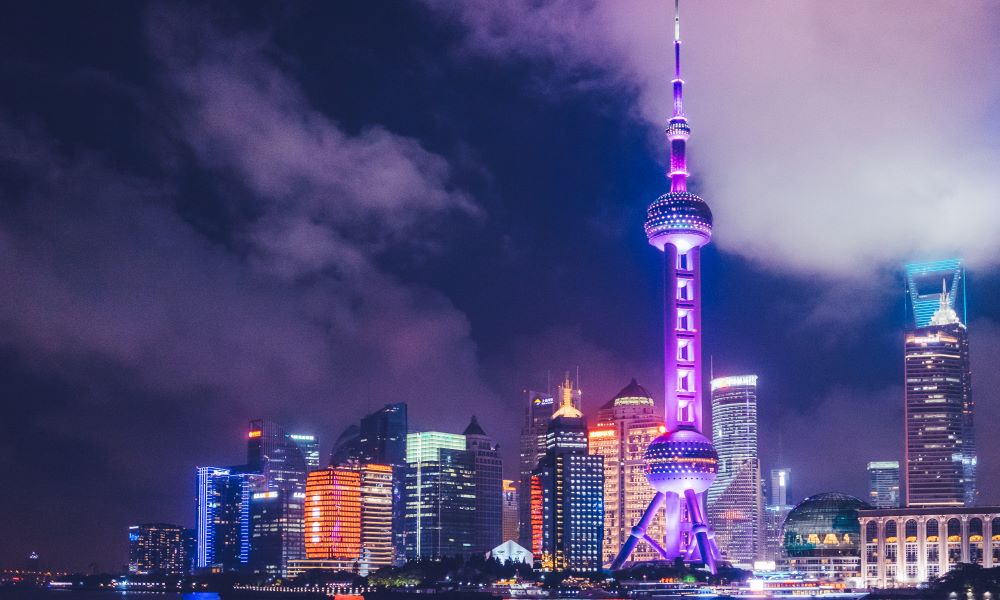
<box><xmin>782</xmin><ymin>492</ymin><xmax>871</xmax><ymax>557</ymax></box>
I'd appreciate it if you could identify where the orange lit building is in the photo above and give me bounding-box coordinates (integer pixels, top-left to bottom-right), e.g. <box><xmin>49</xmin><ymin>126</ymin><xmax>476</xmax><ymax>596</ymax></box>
<box><xmin>360</xmin><ymin>463</ymin><xmax>394</xmax><ymax>568</ymax></box>
<box><xmin>305</xmin><ymin>468</ymin><xmax>361</xmax><ymax>560</ymax></box>
<box><xmin>589</xmin><ymin>380</ymin><xmax>664</xmax><ymax>566</ymax></box>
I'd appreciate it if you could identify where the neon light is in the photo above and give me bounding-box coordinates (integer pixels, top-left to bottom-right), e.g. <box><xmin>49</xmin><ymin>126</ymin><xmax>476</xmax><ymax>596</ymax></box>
<box><xmin>248</xmin><ymin>430</ymin><xmax>262</xmax><ymax>439</ymax></box>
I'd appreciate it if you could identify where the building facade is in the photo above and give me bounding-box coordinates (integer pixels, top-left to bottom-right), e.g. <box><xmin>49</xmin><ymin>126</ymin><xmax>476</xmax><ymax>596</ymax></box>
<box><xmin>589</xmin><ymin>379</ymin><xmax>664</xmax><ymax>566</ymax></box>
<box><xmin>502</xmin><ymin>480</ymin><xmax>519</xmax><ymax>543</ymax></box>
<box><xmin>128</xmin><ymin>523</ymin><xmax>188</xmax><ymax>575</ymax></box>
<box><xmin>360</xmin><ymin>463</ymin><xmax>395</xmax><ymax>569</ymax></box>
<box><xmin>247</xmin><ymin>420</ymin><xmax>308</xmax><ymax>568</ymax></box>
<box><xmin>707</xmin><ymin>375</ymin><xmax>763</xmax><ymax>566</ymax></box>
<box><xmin>859</xmin><ymin>506</ymin><xmax>1000</xmax><ymax>588</ymax></box>
<box><xmin>403</xmin><ymin>432</ymin><xmax>476</xmax><ymax>560</ymax></box>
<box><xmin>359</xmin><ymin>403</ymin><xmax>408</xmax><ymax>466</ymax></box>
<box><xmin>464</xmin><ymin>416</ymin><xmax>503</xmax><ymax>554</ymax></box>
<box><xmin>770</xmin><ymin>468</ymin><xmax>791</xmax><ymax>508</ymax></box>
<box><xmin>904</xmin><ymin>260</ymin><xmax>975</xmax><ymax>507</ymax></box>
<box><xmin>531</xmin><ymin>396</ymin><xmax>603</xmax><ymax>571</ymax></box>
<box><xmin>868</xmin><ymin>461</ymin><xmax>901</xmax><ymax>509</ymax></box>
<box><xmin>249</xmin><ymin>489</ymin><xmax>303</xmax><ymax>577</ymax></box>
<box><xmin>304</xmin><ymin>468</ymin><xmax>362</xmax><ymax>562</ymax></box>
<box><xmin>519</xmin><ymin>378</ymin><xmax>581</xmax><ymax>548</ymax></box>
<box><xmin>196</xmin><ymin>467</ymin><xmax>264</xmax><ymax>571</ymax></box>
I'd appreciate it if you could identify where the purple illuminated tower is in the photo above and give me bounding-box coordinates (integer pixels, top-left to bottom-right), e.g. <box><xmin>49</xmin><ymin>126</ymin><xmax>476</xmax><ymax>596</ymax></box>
<box><xmin>610</xmin><ymin>1</ymin><xmax>721</xmax><ymax>573</ymax></box>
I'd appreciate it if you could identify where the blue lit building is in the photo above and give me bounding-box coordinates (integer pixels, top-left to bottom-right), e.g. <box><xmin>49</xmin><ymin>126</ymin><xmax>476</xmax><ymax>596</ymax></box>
<box><xmin>359</xmin><ymin>403</ymin><xmax>408</xmax><ymax>466</ymax></box>
<box><xmin>903</xmin><ymin>260</ymin><xmax>976</xmax><ymax>507</ymax></box>
<box><xmin>196</xmin><ymin>466</ymin><xmax>264</xmax><ymax>571</ymax></box>
<box><xmin>531</xmin><ymin>395</ymin><xmax>604</xmax><ymax>571</ymax></box>
<box><xmin>905</xmin><ymin>259</ymin><xmax>966</xmax><ymax>329</ymax></box>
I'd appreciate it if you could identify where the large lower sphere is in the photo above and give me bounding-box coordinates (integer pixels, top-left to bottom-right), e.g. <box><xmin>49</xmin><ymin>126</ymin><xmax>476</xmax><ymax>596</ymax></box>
<box><xmin>644</xmin><ymin>428</ymin><xmax>718</xmax><ymax>494</ymax></box>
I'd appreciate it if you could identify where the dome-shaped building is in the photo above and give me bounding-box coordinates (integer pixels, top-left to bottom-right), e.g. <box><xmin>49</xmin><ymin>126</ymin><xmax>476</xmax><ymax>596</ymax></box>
<box><xmin>782</xmin><ymin>492</ymin><xmax>872</xmax><ymax>582</ymax></box>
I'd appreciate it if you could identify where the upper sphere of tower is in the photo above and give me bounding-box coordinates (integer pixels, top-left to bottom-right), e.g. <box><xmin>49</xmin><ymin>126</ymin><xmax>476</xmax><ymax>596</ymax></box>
<box><xmin>644</xmin><ymin>191</ymin><xmax>713</xmax><ymax>251</ymax></box>
<box><xmin>666</xmin><ymin>117</ymin><xmax>690</xmax><ymax>141</ymax></box>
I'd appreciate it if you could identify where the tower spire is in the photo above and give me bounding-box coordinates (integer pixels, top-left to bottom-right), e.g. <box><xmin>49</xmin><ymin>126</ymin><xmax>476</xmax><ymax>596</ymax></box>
<box><xmin>667</xmin><ymin>0</ymin><xmax>690</xmax><ymax>192</ymax></box>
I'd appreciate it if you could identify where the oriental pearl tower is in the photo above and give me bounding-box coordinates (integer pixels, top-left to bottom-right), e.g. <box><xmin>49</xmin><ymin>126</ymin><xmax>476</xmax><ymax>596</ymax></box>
<box><xmin>610</xmin><ymin>1</ymin><xmax>720</xmax><ymax>573</ymax></box>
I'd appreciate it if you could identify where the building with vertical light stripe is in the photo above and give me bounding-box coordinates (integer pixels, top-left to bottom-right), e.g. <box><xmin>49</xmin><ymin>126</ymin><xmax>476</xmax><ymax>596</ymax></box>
<box><xmin>403</xmin><ymin>432</ymin><xmax>476</xmax><ymax>560</ymax></box>
<box><xmin>707</xmin><ymin>375</ymin><xmax>762</xmax><ymax>566</ymax></box>
<box><xmin>904</xmin><ymin>260</ymin><xmax>975</xmax><ymax>508</ymax></box>
<box><xmin>196</xmin><ymin>466</ymin><xmax>263</xmax><ymax>571</ymax></box>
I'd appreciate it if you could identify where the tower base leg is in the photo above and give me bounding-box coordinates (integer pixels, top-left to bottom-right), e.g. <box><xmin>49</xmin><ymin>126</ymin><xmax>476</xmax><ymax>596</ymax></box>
<box><xmin>609</xmin><ymin>492</ymin><xmax>666</xmax><ymax>570</ymax></box>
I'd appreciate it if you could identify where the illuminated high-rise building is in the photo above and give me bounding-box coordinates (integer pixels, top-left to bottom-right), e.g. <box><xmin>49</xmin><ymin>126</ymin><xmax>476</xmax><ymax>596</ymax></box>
<box><xmin>359</xmin><ymin>403</ymin><xmax>408</xmax><ymax>466</ymax></box>
<box><xmin>589</xmin><ymin>379</ymin><xmax>664</xmax><ymax>565</ymax></box>
<box><xmin>246</xmin><ymin>420</ymin><xmax>308</xmax><ymax>569</ymax></box>
<box><xmin>519</xmin><ymin>388</ymin><xmax>555</xmax><ymax>545</ymax></box>
<box><xmin>531</xmin><ymin>393</ymin><xmax>604</xmax><ymax>571</ymax></box>
<box><xmin>502</xmin><ymin>480</ymin><xmax>520</xmax><ymax>543</ymax></box>
<box><xmin>707</xmin><ymin>375</ymin><xmax>762</xmax><ymax>566</ymax></box>
<box><xmin>763</xmin><ymin>468</ymin><xmax>792</xmax><ymax>562</ymax></box>
<box><xmin>770</xmin><ymin>468</ymin><xmax>791</xmax><ymax>508</ymax></box>
<box><xmin>249</xmin><ymin>489</ymin><xmax>304</xmax><ymax>577</ymax></box>
<box><xmin>403</xmin><ymin>432</ymin><xmax>476</xmax><ymax>559</ymax></box>
<box><xmin>465</xmin><ymin>416</ymin><xmax>503</xmax><ymax>554</ymax></box>
<box><xmin>867</xmin><ymin>461</ymin><xmax>901</xmax><ymax>509</ymax></box>
<box><xmin>904</xmin><ymin>260</ymin><xmax>975</xmax><ymax>507</ymax></box>
<box><xmin>128</xmin><ymin>523</ymin><xmax>188</xmax><ymax>575</ymax></box>
<box><xmin>303</xmin><ymin>468</ymin><xmax>362</xmax><ymax>562</ymax></box>
<box><xmin>611</xmin><ymin>2</ymin><xmax>721</xmax><ymax>573</ymax></box>
<box><xmin>196</xmin><ymin>466</ymin><xmax>264</xmax><ymax>571</ymax></box>
<box><xmin>289</xmin><ymin>434</ymin><xmax>320</xmax><ymax>471</ymax></box>
<box><xmin>360</xmin><ymin>463</ymin><xmax>395</xmax><ymax>569</ymax></box>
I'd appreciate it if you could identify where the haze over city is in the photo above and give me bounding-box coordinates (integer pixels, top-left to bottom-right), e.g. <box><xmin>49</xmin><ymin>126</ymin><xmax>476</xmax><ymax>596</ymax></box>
<box><xmin>2</xmin><ymin>0</ymin><xmax>1000</xmax><ymax>575</ymax></box>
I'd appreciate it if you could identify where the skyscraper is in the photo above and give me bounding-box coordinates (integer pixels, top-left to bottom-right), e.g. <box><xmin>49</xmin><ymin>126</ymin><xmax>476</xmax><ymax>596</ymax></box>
<box><xmin>196</xmin><ymin>466</ymin><xmax>264</xmax><ymax>571</ymax></box>
<box><xmin>289</xmin><ymin>434</ymin><xmax>320</xmax><ymax>471</ymax></box>
<box><xmin>904</xmin><ymin>260</ymin><xmax>975</xmax><ymax>507</ymax></box>
<box><xmin>303</xmin><ymin>468</ymin><xmax>362</xmax><ymax>565</ymax></box>
<box><xmin>502</xmin><ymin>480</ymin><xmax>520</xmax><ymax>543</ymax></box>
<box><xmin>611</xmin><ymin>2</ymin><xmax>721</xmax><ymax>573</ymax></box>
<box><xmin>707</xmin><ymin>375</ymin><xmax>763</xmax><ymax>566</ymax></box>
<box><xmin>763</xmin><ymin>468</ymin><xmax>792</xmax><ymax>562</ymax></box>
<box><xmin>359</xmin><ymin>463</ymin><xmax>395</xmax><ymax>569</ymax></box>
<box><xmin>589</xmin><ymin>379</ymin><xmax>664</xmax><ymax>565</ymax></box>
<box><xmin>769</xmin><ymin>468</ymin><xmax>791</xmax><ymax>508</ymax></box>
<box><xmin>867</xmin><ymin>461</ymin><xmax>901</xmax><ymax>508</ymax></box>
<box><xmin>359</xmin><ymin>403</ymin><xmax>408</xmax><ymax>466</ymax></box>
<box><xmin>531</xmin><ymin>393</ymin><xmax>604</xmax><ymax>571</ymax></box>
<box><xmin>403</xmin><ymin>432</ymin><xmax>476</xmax><ymax>560</ymax></box>
<box><xmin>464</xmin><ymin>416</ymin><xmax>503</xmax><ymax>554</ymax></box>
<box><xmin>251</xmin><ymin>489</ymin><xmax>306</xmax><ymax>577</ymax></box>
<box><xmin>247</xmin><ymin>420</ymin><xmax>308</xmax><ymax>568</ymax></box>
<box><xmin>519</xmin><ymin>389</ymin><xmax>555</xmax><ymax>546</ymax></box>
<box><xmin>128</xmin><ymin>523</ymin><xmax>188</xmax><ymax>575</ymax></box>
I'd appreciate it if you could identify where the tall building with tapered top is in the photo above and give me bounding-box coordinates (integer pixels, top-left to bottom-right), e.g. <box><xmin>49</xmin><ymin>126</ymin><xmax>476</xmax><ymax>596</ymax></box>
<box><xmin>519</xmin><ymin>376</ymin><xmax>581</xmax><ymax>547</ymax></box>
<box><xmin>707</xmin><ymin>375</ymin><xmax>762</xmax><ymax>566</ymax></box>
<box><xmin>589</xmin><ymin>379</ymin><xmax>664</xmax><ymax>565</ymax></box>
<box><xmin>611</xmin><ymin>1</ymin><xmax>721</xmax><ymax>573</ymax></box>
<box><xmin>904</xmin><ymin>260</ymin><xmax>975</xmax><ymax>507</ymax></box>
<box><xmin>531</xmin><ymin>392</ymin><xmax>604</xmax><ymax>571</ymax></box>
<box><xmin>465</xmin><ymin>416</ymin><xmax>503</xmax><ymax>554</ymax></box>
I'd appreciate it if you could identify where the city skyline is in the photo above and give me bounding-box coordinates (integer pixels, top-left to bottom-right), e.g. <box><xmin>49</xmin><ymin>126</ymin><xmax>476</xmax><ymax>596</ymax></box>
<box><xmin>3</xmin><ymin>1</ymin><xmax>1000</xmax><ymax>572</ymax></box>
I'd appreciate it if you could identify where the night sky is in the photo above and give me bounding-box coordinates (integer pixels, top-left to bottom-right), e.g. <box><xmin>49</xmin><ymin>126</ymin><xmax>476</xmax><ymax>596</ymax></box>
<box><xmin>2</xmin><ymin>1</ymin><xmax>1000</xmax><ymax>572</ymax></box>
